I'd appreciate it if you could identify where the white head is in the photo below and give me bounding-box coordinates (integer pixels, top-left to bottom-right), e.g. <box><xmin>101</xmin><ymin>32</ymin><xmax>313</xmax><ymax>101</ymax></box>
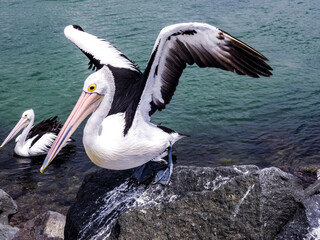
<box><xmin>0</xmin><ymin>109</ymin><xmax>34</xmax><ymax>148</ymax></box>
<box><xmin>40</xmin><ymin>66</ymin><xmax>115</xmax><ymax>172</ymax></box>
<box><xmin>21</xmin><ymin>109</ymin><xmax>35</xmax><ymax>121</ymax></box>
<box><xmin>82</xmin><ymin>67</ymin><xmax>112</xmax><ymax>95</ymax></box>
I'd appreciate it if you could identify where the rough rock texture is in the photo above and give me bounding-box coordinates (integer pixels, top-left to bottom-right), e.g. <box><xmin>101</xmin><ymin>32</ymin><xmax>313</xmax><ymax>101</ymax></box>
<box><xmin>0</xmin><ymin>189</ymin><xmax>19</xmax><ymax>240</ymax></box>
<box><xmin>0</xmin><ymin>189</ymin><xmax>18</xmax><ymax>225</ymax></box>
<box><xmin>303</xmin><ymin>194</ymin><xmax>320</xmax><ymax>239</ymax></box>
<box><xmin>65</xmin><ymin>165</ymin><xmax>306</xmax><ymax>240</ymax></box>
<box><xmin>274</xmin><ymin>205</ymin><xmax>309</xmax><ymax>239</ymax></box>
<box><xmin>275</xmin><ymin>194</ymin><xmax>320</xmax><ymax>239</ymax></box>
<box><xmin>13</xmin><ymin>210</ymin><xmax>66</xmax><ymax>240</ymax></box>
<box><xmin>0</xmin><ymin>224</ymin><xmax>19</xmax><ymax>240</ymax></box>
<box><xmin>65</xmin><ymin>168</ymin><xmax>136</xmax><ymax>239</ymax></box>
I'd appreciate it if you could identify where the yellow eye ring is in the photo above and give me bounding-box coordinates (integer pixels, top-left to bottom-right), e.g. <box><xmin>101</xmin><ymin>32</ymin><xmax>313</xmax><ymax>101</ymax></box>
<box><xmin>24</xmin><ymin>114</ymin><xmax>28</xmax><ymax>118</ymax></box>
<box><xmin>88</xmin><ymin>84</ymin><xmax>97</xmax><ymax>92</ymax></box>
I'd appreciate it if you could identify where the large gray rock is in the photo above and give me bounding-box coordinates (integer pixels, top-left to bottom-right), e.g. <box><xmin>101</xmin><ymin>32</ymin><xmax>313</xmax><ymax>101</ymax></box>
<box><xmin>304</xmin><ymin>194</ymin><xmax>320</xmax><ymax>239</ymax></box>
<box><xmin>65</xmin><ymin>165</ymin><xmax>305</xmax><ymax>240</ymax></box>
<box><xmin>13</xmin><ymin>210</ymin><xmax>66</xmax><ymax>240</ymax></box>
<box><xmin>0</xmin><ymin>189</ymin><xmax>18</xmax><ymax>225</ymax></box>
<box><xmin>0</xmin><ymin>189</ymin><xmax>19</xmax><ymax>240</ymax></box>
<box><xmin>0</xmin><ymin>224</ymin><xmax>19</xmax><ymax>240</ymax></box>
<box><xmin>275</xmin><ymin>194</ymin><xmax>320</xmax><ymax>239</ymax></box>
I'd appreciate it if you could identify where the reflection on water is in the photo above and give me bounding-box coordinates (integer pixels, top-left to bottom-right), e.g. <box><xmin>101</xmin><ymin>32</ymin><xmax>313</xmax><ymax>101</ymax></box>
<box><xmin>0</xmin><ymin>131</ymin><xmax>99</xmax><ymax>227</ymax></box>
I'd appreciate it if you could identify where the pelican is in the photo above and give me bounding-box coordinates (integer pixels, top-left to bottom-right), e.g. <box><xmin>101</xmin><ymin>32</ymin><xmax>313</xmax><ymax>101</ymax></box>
<box><xmin>0</xmin><ymin>109</ymin><xmax>69</xmax><ymax>157</ymax></box>
<box><xmin>40</xmin><ymin>23</ymin><xmax>272</xmax><ymax>184</ymax></box>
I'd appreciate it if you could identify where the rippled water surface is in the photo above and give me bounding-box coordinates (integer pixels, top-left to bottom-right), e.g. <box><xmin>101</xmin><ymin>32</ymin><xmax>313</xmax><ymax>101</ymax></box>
<box><xmin>0</xmin><ymin>0</ymin><xmax>319</xmax><ymax>225</ymax></box>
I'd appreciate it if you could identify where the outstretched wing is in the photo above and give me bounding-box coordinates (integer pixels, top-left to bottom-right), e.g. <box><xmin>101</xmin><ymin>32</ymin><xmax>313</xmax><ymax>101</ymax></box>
<box><xmin>64</xmin><ymin>25</ymin><xmax>143</xmax><ymax>135</ymax></box>
<box><xmin>64</xmin><ymin>25</ymin><xmax>140</xmax><ymax>73</ymax></box>
<box><xmin>139</xmin><ymin>22</ymin><xmax>272</xmax><ymax>119</ymax></box>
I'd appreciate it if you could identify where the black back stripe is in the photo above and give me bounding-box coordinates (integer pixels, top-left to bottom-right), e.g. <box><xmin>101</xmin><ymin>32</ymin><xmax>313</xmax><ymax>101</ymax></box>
<box><xmin>107</xmin><ymin>65</ymin><xmax>143</xmax><ymax>135</ymax></box>
<box><xmin>157</xmin><ymin>125</ymin><xmax>176</xmax><ymax>134</ymax></box>
<box><xmin>28</xmin><ymin>116</ymin><xmax>62</xmax><ymax>148</ymax></box>
<box><xmin>168</xmin><ymin>29</ymin><xmax>197</xmax><ymax>40</ymax></box>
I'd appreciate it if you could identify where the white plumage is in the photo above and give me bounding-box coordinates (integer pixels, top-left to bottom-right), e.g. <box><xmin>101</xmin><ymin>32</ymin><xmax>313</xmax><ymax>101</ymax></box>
<box><xmin>0</xmin><ymin>109</ymin><xmax>68</xmax><ymax>157</ymax></box>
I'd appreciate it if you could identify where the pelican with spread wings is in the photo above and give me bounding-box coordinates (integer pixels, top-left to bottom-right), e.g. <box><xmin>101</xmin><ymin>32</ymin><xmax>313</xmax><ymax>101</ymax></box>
<box><xmin>40</xmin><ymin>23</ymin><xmax>272</xmax><ymax>184</ymax></box>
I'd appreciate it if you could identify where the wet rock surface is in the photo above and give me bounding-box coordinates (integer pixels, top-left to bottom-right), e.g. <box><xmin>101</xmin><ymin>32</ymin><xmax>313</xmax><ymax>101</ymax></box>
<box><xmin>0</xmin><ymin>189</ymin><xmax>19</xmax><ymax>240</ymax></box>
<box><xmin>64</xmin><ymin>168</ymin><xmax>137</xmax><ymax>239</ymax></box>
<box><xmin>65</xmin><ymin>165</ymin><xmax>312</xmax><ymax>240</ymax></box>
<box><xmin>275</xmin><ymin>194</ymin><xmax>320</xmax><ymax>240</ymax></box>
<box><xmin>0</xmin><ymin>224</ymin><xmax>19</xmax><ymax>240</ymax></box>
<box><xmin>0</xmin><ymin>189</ymin><xmax>18</xmax><ymax>225</ymax></box>
<box><xmin>0</xmin><ymin>188</ymin><xmax>67</xmax><ymax>240</ymax></box>
<box><xmin>13</xmin><ymin>210</ymin><xmax>66</xmax><ymax>240</ymax></box>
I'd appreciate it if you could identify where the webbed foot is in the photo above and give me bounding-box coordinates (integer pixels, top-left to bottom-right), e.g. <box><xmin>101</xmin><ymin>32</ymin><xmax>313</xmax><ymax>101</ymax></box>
<box><xmin>154</xmin><ymin>143</ymin><xmax>173</xmax><ymax>185</ymax></box>
<box><xmin>132</xmin><ymin>161</ymin><xmax>166</xmax><ymax>184</ymax></box>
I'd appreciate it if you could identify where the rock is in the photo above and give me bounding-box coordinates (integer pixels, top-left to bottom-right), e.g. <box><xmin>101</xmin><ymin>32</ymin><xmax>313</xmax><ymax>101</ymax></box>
<box><xmin>65</xmin><ymin>168</ymin><xmax>136</xmax><ymax>239</ymax></box>
<box><xmin>274</xmin><ymin>206</ymin><xmax>309</xmax><ymax>240</ymax></box>
<box><xmin>0</xmin><ymin>189</ymin><xmax>19</xmax><ymax>240</ymax></box>
<box><xmin>13</xmin><ymin>211</ymin><xmax>65</xmax><ymax>240</ymax></box>
<box><xmin>0</xmin><ymin>224</ymin><xmax>19</xmax><ymax>240</ymax></box>
<box><xmin>65</xmin><ymin>165</ymin><xmax>305</xmax><ymax>240</ymax></box>
<box><xmin>275</xmin><ymin>194</ymin><xmax>320</xmax><ymax>239</ymax></box>
<box><xmin>304</xmin><ymin>194</ymin><xmax>320</xmax><ymax>239</ymax></box>
<box><xmin>0</xmin><ymin>189</ymin><xmax>18</xmax><ymax>225</ymax></box>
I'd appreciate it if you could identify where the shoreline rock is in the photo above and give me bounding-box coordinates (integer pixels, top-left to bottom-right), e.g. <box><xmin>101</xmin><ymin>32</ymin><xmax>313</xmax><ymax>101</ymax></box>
<box><xmin>0</xmin><ymin>189</ymin><xmax>19</xmax><ymax>240</ymax></box>
<box><xmin>2</xmin><ymin>165</ymin><xmax>320</xmax><ymax>239</ymax></box>
<box><xmin>65</xmin><ymin>165</ymin><xmax>314</xmax><ymax>240</ymax></box>
<box><xmin>0</xmin><ymin>189</ymin><xmax>66</xmax><ymax>240</ymax></box>
<box><xmin>13</xmin><ymin>211</ymin><xmax>66</xmax><ymax>240</ymax></box>
<box><xmin>0</xmin><ymin>189</ymin><xmax>18</xmax><ymax>225</ymax></box>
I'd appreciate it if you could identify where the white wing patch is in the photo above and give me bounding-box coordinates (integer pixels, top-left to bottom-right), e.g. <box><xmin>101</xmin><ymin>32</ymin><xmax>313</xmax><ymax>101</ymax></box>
<box><xmin>64</xmin><ymin>25</ymin><xmax>139</xmax><ymax>72</ymax></box>
<box><xmin>28</xmin><ymin>133</ymin><xmax>57</xmax><ymax>156</ymax></box>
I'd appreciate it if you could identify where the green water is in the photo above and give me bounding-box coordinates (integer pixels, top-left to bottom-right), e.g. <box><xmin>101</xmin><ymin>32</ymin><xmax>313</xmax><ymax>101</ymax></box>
<box><xmin>0</xmin><ymin>0</ymin><xmax>320</xmax><ymax>225</ymax></box>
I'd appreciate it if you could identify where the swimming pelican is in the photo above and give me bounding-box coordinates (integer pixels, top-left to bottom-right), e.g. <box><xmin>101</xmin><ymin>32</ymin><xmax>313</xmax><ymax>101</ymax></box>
<box><xmin>40</xmin><ymin>23</ymin><xmax>272</xmax><ymax>184</ymax></box>
<box><xmin>0</xmin><ymin>109</ymin><xmax>68</xmax><ymax>157</ymax></box>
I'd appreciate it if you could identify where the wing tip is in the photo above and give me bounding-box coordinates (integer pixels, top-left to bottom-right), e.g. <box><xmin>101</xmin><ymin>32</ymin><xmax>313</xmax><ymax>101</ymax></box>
<box><xmin>72</xmin><ymin>25</ymin><xmax>84</xmax><ymax>31</ymax></box>
<box><xmin>64</xmin><ymin>25</ymin><xmax>84</xmax><ymax>38</ymax></box>
<box><xmin>221</xmin><ymin>30</ymin><xmax>273</xmax><ymax>77</ymax></box>
<box><xmin>220</xmin><ymin>29</ymin><xmax>270</xmax><ymax>61</ymax></box>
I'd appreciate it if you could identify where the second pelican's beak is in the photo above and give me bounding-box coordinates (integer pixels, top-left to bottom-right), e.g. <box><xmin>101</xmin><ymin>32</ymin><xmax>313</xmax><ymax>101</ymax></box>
<box><xmin>40</xmin><ymin>91</ymin><xmax>102</xmax><ymax>173</ymax></box>
<box><xmin>0</xmin><ymin>117</ymin><xmax>30</xmax><ymax>149</ymax></box>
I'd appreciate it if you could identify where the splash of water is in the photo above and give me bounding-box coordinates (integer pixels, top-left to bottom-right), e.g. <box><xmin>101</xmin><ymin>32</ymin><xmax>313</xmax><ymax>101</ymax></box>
<box><xmin>78</xmin><ymin>180</ymin><xmax>147</xmax><ymax>240</ymax></box>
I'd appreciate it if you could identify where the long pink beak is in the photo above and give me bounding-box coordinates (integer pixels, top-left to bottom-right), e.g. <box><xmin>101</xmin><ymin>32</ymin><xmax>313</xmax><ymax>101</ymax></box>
<box><xmin>40</xmin><ymin>91</ymin><xmax>102</xmax><ymax>173</ymax></box>
<box><xmin>0</xmin><ymin>117</ymin><xmax>30</xmax><ymax>149</ymax></box>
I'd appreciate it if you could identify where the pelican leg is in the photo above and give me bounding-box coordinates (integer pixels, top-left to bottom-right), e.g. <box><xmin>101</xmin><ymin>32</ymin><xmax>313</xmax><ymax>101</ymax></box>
<box><xmin>132</xmin><ymin>163</ymin><xmax>153</xmax><ymax>183</ymax></box>
<box><xmin>154</xmin><ymin>143</ymin><xmax>173</xmax><ymax>185</ymax></box>
<box><xmin>132</xmin><ymin>161</ymin><xmax>167</xmax><ymax>184</ymax></box>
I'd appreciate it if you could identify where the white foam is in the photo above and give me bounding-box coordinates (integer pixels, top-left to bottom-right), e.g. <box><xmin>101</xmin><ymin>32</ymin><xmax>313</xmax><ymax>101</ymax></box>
<box><xmin>232</xmin><ymin>184</ymin><xmax>255</xmax><ymax>220</ymax></box>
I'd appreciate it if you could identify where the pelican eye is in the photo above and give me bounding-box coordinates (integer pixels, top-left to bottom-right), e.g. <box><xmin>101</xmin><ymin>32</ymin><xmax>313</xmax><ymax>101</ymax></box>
<box><xmin>24</xmin><ymin>114</ymin><xmax>28</xmax><ymax>118</ymax></box>
<box><xmin>88</xmin><ymin>84</ymin><xmax>97</xmax><ymax>92</ymax></box>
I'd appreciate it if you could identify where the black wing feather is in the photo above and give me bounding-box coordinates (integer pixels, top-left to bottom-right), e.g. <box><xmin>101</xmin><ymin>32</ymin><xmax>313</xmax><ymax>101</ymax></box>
<box><xmin>143</xmin><ymin>24</ymin><xmax>272</xmax><ymax>117</ymax></box>
<box><xmin>28</xmin><ymin>117</ymin><xmax>62</xmax><ymax>148</ymax></box>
